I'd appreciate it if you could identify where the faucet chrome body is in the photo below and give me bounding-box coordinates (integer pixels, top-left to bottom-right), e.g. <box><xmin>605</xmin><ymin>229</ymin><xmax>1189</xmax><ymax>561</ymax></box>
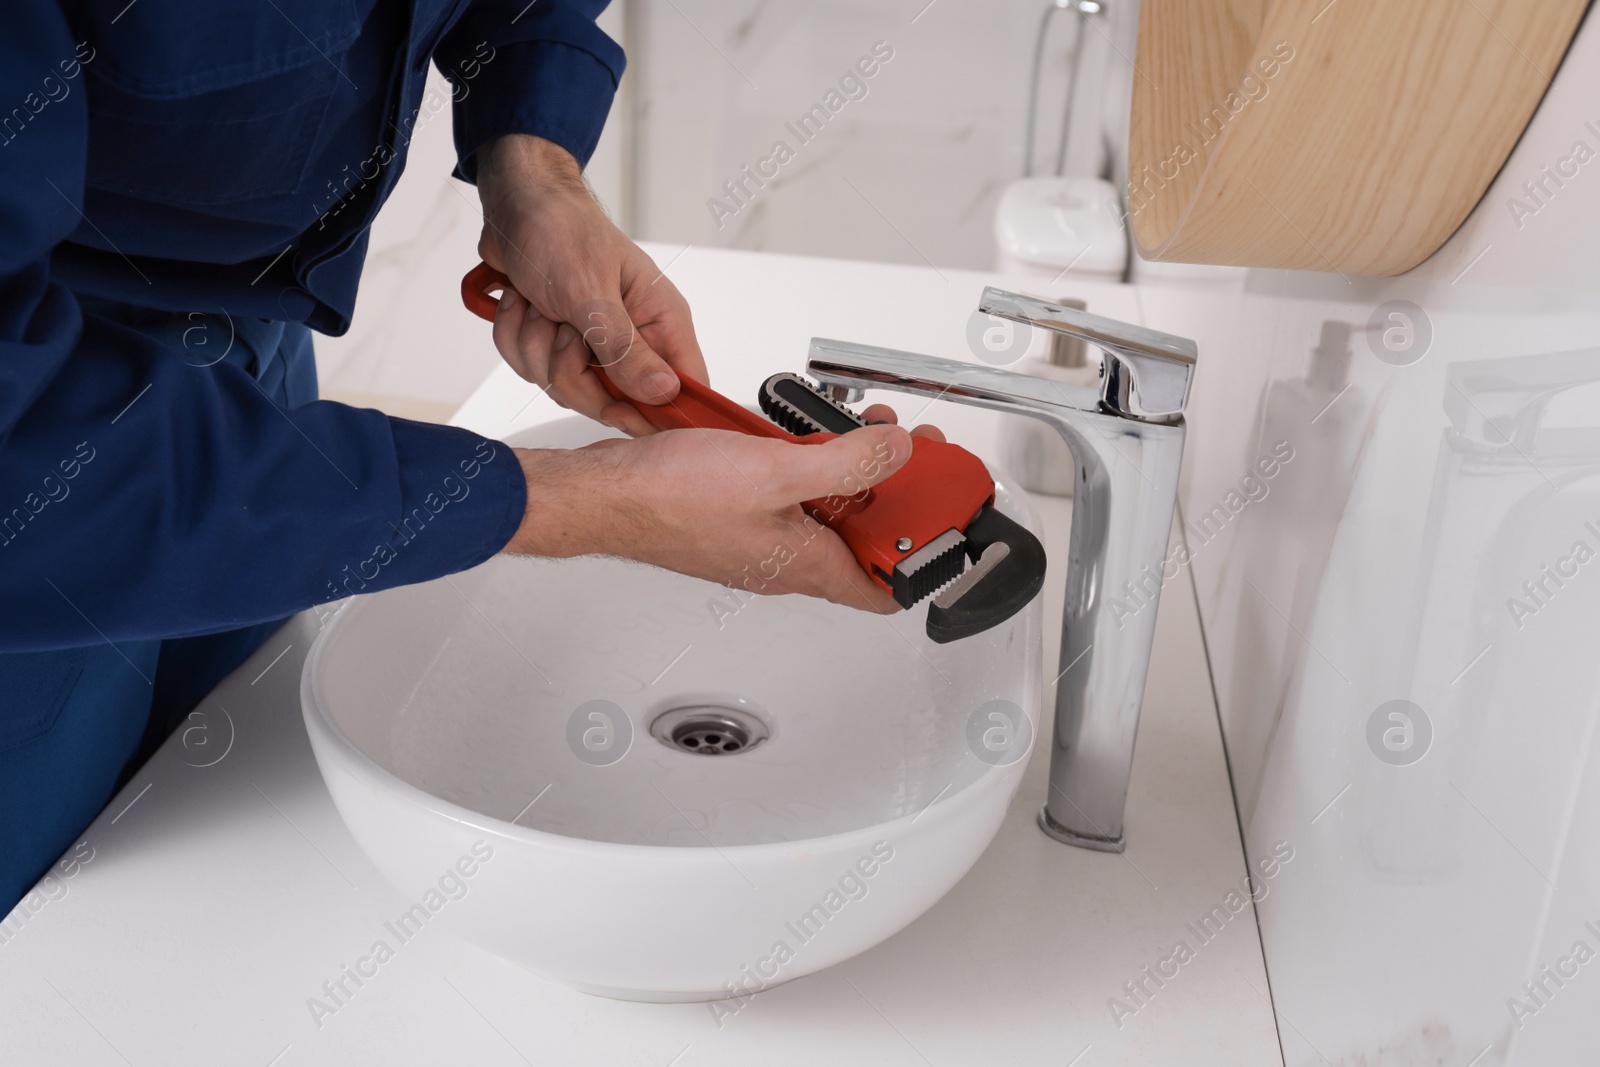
<box><xmin>807</xmin><ymin>288</ymin><xmax>1195</xmax><ymax>851</ymax></box>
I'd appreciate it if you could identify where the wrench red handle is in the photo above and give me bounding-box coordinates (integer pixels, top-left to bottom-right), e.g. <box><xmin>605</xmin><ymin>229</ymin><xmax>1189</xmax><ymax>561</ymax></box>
<box><xmin>461</xmin><ymin>261</ymin><xmax>1007</xmax><ymax>619</ymax></box>
<box><xmin>461</xmin><ymin>262</ymin><xmax>788</xmax><ymax>439</ymax></box>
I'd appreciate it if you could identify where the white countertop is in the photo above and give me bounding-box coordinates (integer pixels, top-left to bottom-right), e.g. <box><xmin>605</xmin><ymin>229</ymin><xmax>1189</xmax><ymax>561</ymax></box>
<box><xmin>2</xmin><ymin>247</ymin><xmax>1281</xmax><ymax>1066</ymax></box>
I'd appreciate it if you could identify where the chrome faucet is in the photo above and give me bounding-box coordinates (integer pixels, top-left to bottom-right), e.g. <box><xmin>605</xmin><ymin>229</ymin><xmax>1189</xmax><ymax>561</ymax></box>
<box><xmin>807</xmin><ymin>287</ymin><xmax>1194</xmax><ymax>851</ymax></box>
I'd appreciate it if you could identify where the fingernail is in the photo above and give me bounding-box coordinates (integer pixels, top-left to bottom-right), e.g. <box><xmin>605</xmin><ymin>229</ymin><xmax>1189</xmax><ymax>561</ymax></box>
<box><xmin>498</xmin><ymin>289</ymin><xmax>516</xmax><ymax>311</ymax></box>
<box><xmin>642</xmin><ymin>371</ymin><xmax>677</xmax><ymax>399</ymax></box>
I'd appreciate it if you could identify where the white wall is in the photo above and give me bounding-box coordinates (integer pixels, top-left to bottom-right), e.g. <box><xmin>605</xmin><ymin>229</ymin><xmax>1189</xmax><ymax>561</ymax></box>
<box><xmin>1158</xmin><ymin>12</ymin><xmax>1600</xmax><ymax>1064</ymax></box>
<box><xmin>623</xmin><ymin>0</ymin><xmax>1134</xmax><ymax>270</ymax></box>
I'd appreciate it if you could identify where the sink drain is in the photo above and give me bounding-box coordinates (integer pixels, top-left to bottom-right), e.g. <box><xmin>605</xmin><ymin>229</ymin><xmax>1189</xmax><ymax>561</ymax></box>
<box><xmin>650</xmin><ymin>704</ymin><xmax>770</xmax><ymax>756</ymax></box>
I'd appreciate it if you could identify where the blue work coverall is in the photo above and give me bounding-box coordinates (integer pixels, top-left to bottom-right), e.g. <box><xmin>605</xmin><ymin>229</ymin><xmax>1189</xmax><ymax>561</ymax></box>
<box><xmin>0</xmin><ymin>0</ymin><xmax>623</xmax><ymax>912</ymax></box>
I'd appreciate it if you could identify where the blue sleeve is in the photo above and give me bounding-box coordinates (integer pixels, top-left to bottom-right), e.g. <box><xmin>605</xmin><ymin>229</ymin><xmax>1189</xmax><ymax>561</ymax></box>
<box><xmin>0</xmin><ymin>6</ymin><xmax>528</xmax><ymax>653</ymax></box>
<box><xmin>435</xmin><ymin>0</ymin><xmax>626</xmax><ymax>181</ymax></box>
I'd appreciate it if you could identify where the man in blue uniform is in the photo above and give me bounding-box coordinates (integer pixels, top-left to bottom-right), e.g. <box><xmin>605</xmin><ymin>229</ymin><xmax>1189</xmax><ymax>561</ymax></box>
<box><xmin>0</xmin><ymin>1</ymin><xmax>911</xmax><ymax>912</ymax></box>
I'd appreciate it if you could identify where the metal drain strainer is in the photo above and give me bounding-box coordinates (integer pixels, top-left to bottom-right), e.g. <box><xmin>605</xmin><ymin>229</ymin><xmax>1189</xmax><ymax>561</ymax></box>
<box><xmin>650</xmin><ymin>704</ymin><xmax>770</xmax><ymax>756</ymax></box>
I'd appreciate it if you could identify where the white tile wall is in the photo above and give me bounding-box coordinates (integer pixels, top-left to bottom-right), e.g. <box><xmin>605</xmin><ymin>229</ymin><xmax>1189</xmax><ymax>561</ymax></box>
<box><xmin>623</xmin><ymin>0</ymin><xmax>1137</xmax><ymax>270</ymax></box>
<box><xmin>1153</xmin><ymin>15</ymin><xmax>1600</xmax><ymax>1064</ymax></box>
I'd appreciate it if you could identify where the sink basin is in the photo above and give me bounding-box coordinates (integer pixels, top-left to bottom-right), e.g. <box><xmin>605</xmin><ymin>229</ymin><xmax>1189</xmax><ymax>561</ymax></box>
<box><xmin>301</xmin><ymin>414</ymin><xmax>1043</xmax><ymax>1001</ymax></box>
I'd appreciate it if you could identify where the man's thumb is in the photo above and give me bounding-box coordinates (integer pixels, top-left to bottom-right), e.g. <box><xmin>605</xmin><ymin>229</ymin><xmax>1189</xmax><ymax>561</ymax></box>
<box><xmin>787</xmin><ymin>423</ymin><xmax>913</xmax><ymax>502</ymax></box>
<box><xmin>577</xmin><ymin>298</ymin><xmax>678</xmax><ymax>403</ymax></box>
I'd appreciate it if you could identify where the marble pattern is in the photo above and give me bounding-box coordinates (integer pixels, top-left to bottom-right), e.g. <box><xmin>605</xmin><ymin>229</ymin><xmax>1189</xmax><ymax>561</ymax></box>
<box><xmin>623</xmin><ymin>0</ymin><xmax>1136</xmax><ymax>271</ymax></box>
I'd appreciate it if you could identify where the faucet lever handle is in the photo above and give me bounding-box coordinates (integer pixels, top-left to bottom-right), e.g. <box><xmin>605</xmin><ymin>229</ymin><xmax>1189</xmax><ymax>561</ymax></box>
<box><xmin>977</xmin><ymin>287</ymin><xmax>1196</xmax><ymax>421</ymax></box>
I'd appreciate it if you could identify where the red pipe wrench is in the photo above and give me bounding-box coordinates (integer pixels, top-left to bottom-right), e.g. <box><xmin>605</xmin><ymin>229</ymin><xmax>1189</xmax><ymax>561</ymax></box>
<box><xmin>462</xmin><ymin>262</ymin><xmax>1044</xmax><ymax>642</ymax></box>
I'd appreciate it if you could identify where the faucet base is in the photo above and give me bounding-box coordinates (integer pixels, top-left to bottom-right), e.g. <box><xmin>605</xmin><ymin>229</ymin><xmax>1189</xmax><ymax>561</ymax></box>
<box><xmin>1037</xmin><ymin>806</ymin><xmax>1125</xmax><ymax>853</ymax></box>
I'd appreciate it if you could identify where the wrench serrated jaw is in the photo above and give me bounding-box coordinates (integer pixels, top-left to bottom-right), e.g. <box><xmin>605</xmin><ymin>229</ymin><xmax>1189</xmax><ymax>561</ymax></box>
<box><xmin>932</xmin><ymin>541</ymin><xmax>1010</xmax><ymax>611</ymax></box>
<box><xmin>887</xmin><ymin>528</ymin><xmax>967</xmax><ymax>609</ymax></box>
<box><xmin>925</xmin><ymin>506</ymin><xmax>1046</xmax><ymax>644</ymax></box>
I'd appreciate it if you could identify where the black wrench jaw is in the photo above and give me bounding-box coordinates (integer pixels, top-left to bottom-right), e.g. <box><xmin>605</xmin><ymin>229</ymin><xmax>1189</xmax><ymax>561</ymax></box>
<box><xmin>925</xmin><ymin>506</ymin><xmax>1047</xmax><ymax>644</ymax></box>
<box><xmin>758</xmin><ymin>372</ymin><xmax>866</xmax><ymax>436</ymax></box>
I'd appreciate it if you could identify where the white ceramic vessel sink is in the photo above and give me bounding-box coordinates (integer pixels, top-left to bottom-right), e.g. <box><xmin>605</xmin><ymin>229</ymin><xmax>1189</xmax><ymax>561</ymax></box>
<box><xmin>302</xmin><ymin>415</ymin><xmax>1043</xmax><ymax>1001</ymax></box>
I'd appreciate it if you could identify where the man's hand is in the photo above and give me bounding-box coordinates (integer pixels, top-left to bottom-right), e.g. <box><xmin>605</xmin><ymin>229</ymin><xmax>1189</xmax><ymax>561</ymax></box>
<box><xmin>476</xmin><ymin>134</ymin><xmax>706</xmax><ymax>437</ymax></box>
<box><xmin>506</xmin><ymin>421</ymin><xmax>926</xmax><ymax>613</ymax></box>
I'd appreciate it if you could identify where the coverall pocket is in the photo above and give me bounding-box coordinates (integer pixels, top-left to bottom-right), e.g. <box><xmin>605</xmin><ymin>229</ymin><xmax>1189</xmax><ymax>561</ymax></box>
<box><xmin>81</xmin><ymin>1</ymin><xmax>363</xmax><ymax>206</ymax></box>
<box><xmin>0</xmin><ymin>648</ymin><xmax>87</xmax><ymax>753</ymax></box>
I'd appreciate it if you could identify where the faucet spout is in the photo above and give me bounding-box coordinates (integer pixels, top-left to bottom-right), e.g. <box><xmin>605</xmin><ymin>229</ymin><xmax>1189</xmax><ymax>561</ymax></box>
<box><xmin>807</xmin><ymin>289</ymin><xmax>1193</xmax><ymax>851</ymax></box>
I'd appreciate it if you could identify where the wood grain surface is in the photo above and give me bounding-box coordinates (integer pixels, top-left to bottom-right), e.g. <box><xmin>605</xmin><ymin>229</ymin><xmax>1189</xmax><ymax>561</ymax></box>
<box><xmin>1128</xmin><ymin>0</ymin><xmax>1590</xmax><ymax>275</ymax></box>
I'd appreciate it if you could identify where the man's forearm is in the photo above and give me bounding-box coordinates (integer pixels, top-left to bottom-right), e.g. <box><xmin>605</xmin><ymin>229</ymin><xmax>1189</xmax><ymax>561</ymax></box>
<box><xmin>506</xmin><ymin>445</ymin><xmax>633</xmax><ymax>559</ymax></box>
